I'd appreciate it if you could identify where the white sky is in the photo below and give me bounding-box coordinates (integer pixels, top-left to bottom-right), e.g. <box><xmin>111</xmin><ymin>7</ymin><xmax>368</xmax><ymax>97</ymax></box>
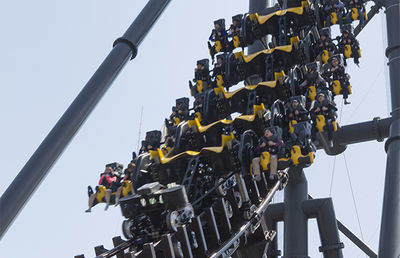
<box><xmin>0</xmin><ymin>0</ymin><xmax>390</xmax><ymax>257</ymax></box>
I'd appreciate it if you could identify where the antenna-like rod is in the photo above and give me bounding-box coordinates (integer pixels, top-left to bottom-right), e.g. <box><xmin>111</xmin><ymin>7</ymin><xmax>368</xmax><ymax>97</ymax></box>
<box><xmin>136</xmin><ymin>106</ymin><xmax>144</xmax><ymax>152</ymax></box>
<box><xmin>0</xmin><ymin>0</ymin><xmax>171</xmax><ymax>239</ymax></box>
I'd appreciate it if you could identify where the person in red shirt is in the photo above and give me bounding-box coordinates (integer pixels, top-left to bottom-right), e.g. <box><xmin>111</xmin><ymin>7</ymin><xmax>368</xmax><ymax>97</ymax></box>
<box><xmin>85</xmin><ymin>166</ymin><xmax>115</xmax><ymax>212</ymax></box>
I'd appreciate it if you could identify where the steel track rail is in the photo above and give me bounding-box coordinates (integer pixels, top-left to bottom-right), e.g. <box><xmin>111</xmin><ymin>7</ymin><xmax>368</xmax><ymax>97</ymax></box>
<box><xmin>208</xmin><ymin>176</ymin><xmax>283</xmax><ymax>258</ymax></box>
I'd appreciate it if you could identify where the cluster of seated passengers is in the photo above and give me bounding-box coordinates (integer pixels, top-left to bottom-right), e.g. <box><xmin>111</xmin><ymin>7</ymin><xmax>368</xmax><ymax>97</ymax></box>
<box><xmin>85</xmin><ymin>159</ymin><xmax>136</xmax><ymax>212</ymax></box>
<box><xmin>301</xmin><ymin>55</ymin><xmax>352</xmax><ymax>105</ymax></box>
<box><xmin>315</xmin><ymin>25</ymin><xmax>361</xmax><ymax>66</ymax></box>
<box><xmin>251</xmin><ymin>91</ymin><xmax>337</xmax><ymax>181</ymax></box>
<box><xmin>207</xmin><ymin>15</ymin><xmax>244</xmax><ymax>62</ymax></box>
<box><xmin>85</xmin><ymin>1</ymin><xmax>369</xmax><ymax>213</ymax></box>
<box><xmin>319</xmin><ymin>0</ymin><xmax>367</xmax><ymax>27</ymax></box>
<box><xmin>194</xmin><ymin>22</ymin><xmax>359</xmax><ymax>101</ymax></box>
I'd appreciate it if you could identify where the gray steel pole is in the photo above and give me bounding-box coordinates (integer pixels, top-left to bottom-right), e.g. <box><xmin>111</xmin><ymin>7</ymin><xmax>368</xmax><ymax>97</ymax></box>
<box><xmin>0</xmin><ymin>0</ymin><xmax>171</xmax><ymax>239</ymax></box>
<box><xmin>303</xmin><ymin>198</ymin><xmax>344</xmax><ymax>258</ymax></box>
<box><xmin>284</xmin><ymin>167</ymin><xmax>309</xmax><ymax>257</ymax></box>
<box><xmin>378</xmin><ymin>0</ymin><xmax>400</xmax><ymax>256</ymax></box>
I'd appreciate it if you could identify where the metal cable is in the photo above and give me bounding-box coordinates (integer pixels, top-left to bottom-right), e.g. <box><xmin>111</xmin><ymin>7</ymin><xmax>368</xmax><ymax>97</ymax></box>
<box><xmin>329</xmin><ymin>156</ymin><xmax>337</xmax><ymax>197</ymax></box>
<box><xmin>345</xmin><ymin>67</ymin><xmax>383</xmax><ymax>123</ymax></box>
<box><xmin>343</xmin><ymin>153</ymin><xmax>365</xmax><ymax>241</ymax></box>
<box><xmin>329</xmin><ymin>100</ymin><xmax>344</xmax><ymax>196</ymax></box>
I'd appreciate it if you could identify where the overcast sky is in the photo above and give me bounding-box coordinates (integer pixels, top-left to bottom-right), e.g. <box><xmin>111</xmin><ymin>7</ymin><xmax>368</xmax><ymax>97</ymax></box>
<box><xmin>0</xmin><ymin>0</ymin><xmax>390</xmax><ymax>257</ymax></box>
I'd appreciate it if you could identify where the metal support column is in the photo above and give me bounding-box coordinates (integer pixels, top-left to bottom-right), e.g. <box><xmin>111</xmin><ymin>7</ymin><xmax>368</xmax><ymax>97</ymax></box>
<box><xmin>265</xmin><ymin>202</ymin><xmax>285</xmax><ymax>257</ymax></box>
<box><xmin>283</xmin><ymin>167</ymin><xmax>309</xmax><ymax>258</ymax></box>
<box><xmin>379</xmin><ymin>0</ymin><xmax>400</xmax><ymax>255</ymax></box>
<box><xmin>303</xmin><ymin>198</ymin><xmax>344</xmax><ymax>258</ymax></box>
<box><xmin>0</xmin><ymin>0</ymin><xmax>171</xmax><ymax>239</ymax></box>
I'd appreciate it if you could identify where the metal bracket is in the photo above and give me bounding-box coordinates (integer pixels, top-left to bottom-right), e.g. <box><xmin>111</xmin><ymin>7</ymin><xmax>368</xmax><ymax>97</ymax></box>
<box><xmin>318</xmin><ymin>242</ymin><xmax>345</xmax><ymax>253</ymax></box>
<box><xmin>372</xmin><ymin>117</ymin><xmax>384</xmax><ymax>142</ymax></box>
<box><xmin>385</xmin><ymin>44</ymin><xmax>400</xmax><ymax>57</ymax></box>
<box><xmin>385</xmin><ymin>135</ymin><xmax>400</xmax><ymax>152</ymax></box>
<box><xmin>113</xmin><ymin>37</ymin><xmax>138</xmax><ymax>60</ymax></box>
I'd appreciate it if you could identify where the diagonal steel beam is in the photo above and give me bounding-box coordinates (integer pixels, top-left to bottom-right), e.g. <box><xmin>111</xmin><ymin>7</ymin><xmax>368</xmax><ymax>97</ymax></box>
<box><xmin>0</xmin><ymin>0</ymin><xmax>171</xmax><ymax>240</ymax></box>
<box><xmin>308</xmin><ymin>195</ymin><xmax>377</xmax><ymax>258</ymax></box>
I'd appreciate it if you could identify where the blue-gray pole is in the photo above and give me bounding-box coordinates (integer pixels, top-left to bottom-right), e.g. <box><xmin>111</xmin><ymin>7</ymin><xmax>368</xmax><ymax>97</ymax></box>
<box><xmin>0</xmin><ymin>0</ymin><xmax>171</xmax><ymax>240</ymax></box>
<box><xmin>283</xmin><ymin>167</ymin><xmax>309</xmax><ymax>257</ymax></box>
<box><xmin>378</xmin><ymin>0</ymin><xmax>400</xmax><ymax>255</ymax></box>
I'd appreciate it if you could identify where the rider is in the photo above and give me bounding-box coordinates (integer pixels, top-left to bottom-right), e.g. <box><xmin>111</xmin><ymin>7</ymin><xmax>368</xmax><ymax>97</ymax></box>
<box><xmin>345</xmin><ymin>0</ymin><xmax>365</xmax><ymax>26</ymax></box>
<box><xmin>212</xmin><ymin>54</ymin><xmax>226</xmax><ymax>77</ymax></box>
<box><xmin>300</xmin><ymin>62</ymin><xmax>328</xmax><ymax>96</ymax></box>
<box><xmin>310</xmin><ymin>92</ymin><xmax>338</xmax><ymax>144</ymax></box>
<box><xmin>227</xmin><ymin>14</ymin><xmax>243</xmax><ymax>51</ymax></box>
<box><xmin>315</xmin><ymin>28</ymin><xmax>336</xmax><ymax>61</ymax></box>
<box><xmin>252</xmin><ymin>127</ymin><xmax>285</xmax><ymax>181</ymax></box>
<box><xmin>337</xmin><ymin>26</ymin><xmax>360</xmax><ymax>65</ymax></box>
<box><xmin>228</xmin><ymin>14</ymin><xmax>242</xmax><ymax>37</ymax></box>
<box><xmin>139</xmin><ymin>131</ymin><xmax>162</xmax><ymax>154</ymax></box>
<box><xmin>323</xmin><ymin>55</ymin><xmax>351</xmax><ymax>104</ymax></box>
<box><xmin>114</xmin><ymin>162</ymin><xmax>136</xmax><ymax>206</ymax></box>
<box><xmin>85</xmin><ymin>166</ymin><xmax>116</xmax><ymax>212</ymax></box>
<box><xmin>208</xmin><ymin>19</ymin><xmax>228</xmax><ymax>60</ymax></box>
<box><xmin>190</xmin><ymin>59</ymin><xmax>211</xmax><ymax>95</ymax></box>
<box><xmin>323</xmin><ymin>0</ymin><xmax>345</xmax><ymax>27</ymax></box>
<box><xmin>286</xmin><ymin>98</ymin><xmax>309</xmax><ymax>122</ymax></box>
<box><xmin>209</xmin><ymin>19</ymin><xmax>227</xmax><ymax>41</ymax></box>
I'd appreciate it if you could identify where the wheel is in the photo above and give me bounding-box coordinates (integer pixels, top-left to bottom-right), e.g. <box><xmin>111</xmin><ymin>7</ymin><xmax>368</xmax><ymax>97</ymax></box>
<box><xmin>122</xmin><ymin>219</ymin><xmax>134</xmax><ymax>239</ymax></box>
<box><xmin>234</xmin><ymin>191</ymin><xmax>243</xmax><ymax>208</ymax></box>
<box><xmin>166</xmin><ymin>211</ymin><xmax>179</xmax><ymax>232</ymax></box>
<box><xmin>225</xmin><ymin>199</ymin><xmax>234</xmax><ymax>219</ymax></box>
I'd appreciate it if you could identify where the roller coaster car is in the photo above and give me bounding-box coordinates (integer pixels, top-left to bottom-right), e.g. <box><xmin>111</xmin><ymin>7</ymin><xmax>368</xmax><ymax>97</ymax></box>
<box><xmin>172</xmin><ymin>122</ymin><xmax>205</xmax><ymax>154</ymax></box>
<box><xmin>225</xmin><ymin>38</ymin><xmax>306</xmax><ymax>88</ymax></box>
<box><xmin>228</xmin><ymin>14</ymin><xmax>244</xmax><ymax>51</ymax></box>
<box><xmin>120</xmin><ymin>183</ymin><xmax>194</xmax><ymax>240</ymax></box>
<box><xmin>326</xmin><ymin>10</ymin><xmax>339</xmax><ymax>25</ymax></box>
<box><xmin>290</xmin><ymin>66</ymin><xmax>306</xmax><ymax>96</ymax></box>
<box><xmin>315</xmin><ymin>114</ymin><xmax>338</xmax><ymax>133</ymax></box>
<box><xmin>242</xmin><ymin>1</ymin><xmax>314</xmax><ymax>46</ymax></box>
<box><xmin>300</xmin><ymin>62</ymin><xmax>325</xmax><ymax>101</ymax></box>
<box><xmin>212</xmin><ymin>53</ymin><xmax>227</xmax><ymax>89</ymax></box>
<box><xmin>287</xmin><ymin>122</ymin><xmax>315</xmax><ymax>165</ymax></box>
<box><xmin>331</xmin><ymin>79</ymin><xmax>352</xmax><ymax>96</ymax></box>
<box><xmin>105</xmin><ymin>162</ymin><xmax>123</xmax><ymax>175</ymax></box>
<box><xmin>208</xmin><ymin>19</ymin><xmax>228</xmax><ymax>58</ymax></box>
<box><xmin>270</xmin><ymin>100</ymin><xmax>287</xmax><ymax>128</ymax></box>
<box><xmin>339</xmin><ymin>25</ymin><xmax>361</xmax><ymax>61</ymax></box>
<box><xmin>147</xmin><ymin>130</ymin><xmax>162</xmax><ymax>148</ymax></box>
<box><xmin>131</xmin><ymin>153</ymin><xmax>154</xmax><ymax>191</ymax></box>
<box><xmin>190</xmin><ymin>59</ymin><xmax>211</xmax><ymax>96</ymax></box>
<box><xmin>88</xmin><ymin>180</ymin><xmax>134</xmax><ymax>207</ymax></box>
<box><xmin>239</xmin><ymin>129</ymin><xmax>291</xmax><ymax>177</ymax></box>
<box><xmin>345</xmin><ymin>1</ymin><xmax>367</xmax><ymax>22</ymax></box>
<box><xmin>316</xmin><ymin>28</ymin><xmax>335</xmax><ymax>64</ymax></box>
<box><xmin>173</xmin><ymin>118</ymin><xmax>234</xmax><ymax>155</ymax></box>
<box><xmin>201</xmin><ymin>89</ymin><xmax>230</xmax><ymax>124</ymax></box>
<box><xmin>322</xmin><ymin>0</ymin><xmax>345</xmax><ymax>26</ymax></box>
<box><xmin>321</xmin><ymin>57</ymin><xmax>352</xmax><ymax>97</ymax></box>
<box><xmin>312</xmin><ymin>91</ymin><xmax>338</xmax><ymax>135</ymax></box>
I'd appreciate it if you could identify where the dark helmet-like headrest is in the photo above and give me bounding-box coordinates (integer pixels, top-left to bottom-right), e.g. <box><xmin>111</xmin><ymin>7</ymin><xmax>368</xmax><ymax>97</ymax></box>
<box><xmin>196</xmin><ymin>58</ymin><xmax>209</xmax><ymax>67</ymax></box>
<box><xmin>214</xmin><ymin>19</ymin><xmax>225</xmax><ymax>28</ymax></box>
<box><xmin>305</xmin><ymin>62</ymin><xmax>318</xmax><ymax>72</ymax></box>
<box><xmin>341</xmin><ymin>24</ymin><xmax>353</xmax><ymax>34</ymax></box>
<box><xmin>232</xmin><ymin>14</ymin><xmax>243</xmax><ymax>23</ymax></box>
<box><xmin>328</xmin><ymin>54</ymin><xmax>342</xmax><ymax>64</ymax></box>
<box><xmin>319</xmin><ymin>28</ymin><xmax>331</xmax><ymax>37</ymax></box>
